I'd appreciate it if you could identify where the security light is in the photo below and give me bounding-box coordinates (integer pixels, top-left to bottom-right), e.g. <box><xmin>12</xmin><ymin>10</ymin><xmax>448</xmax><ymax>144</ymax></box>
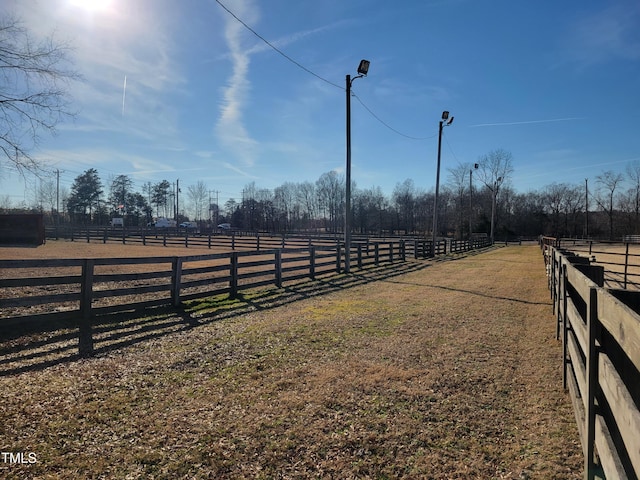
<box><xmin>441</xmin><ymin>111</ymin><xmax>449</xmax><ymax>120</ymax></box>
<box><xmin>446</xmin><ymin>116</ymin><xmax>454</xmax><ymax>125</ymax></box>
<box><xmin>357</xmin><ymin>59</ymin><xmax>370</xmax><ymax>76</ymax></box>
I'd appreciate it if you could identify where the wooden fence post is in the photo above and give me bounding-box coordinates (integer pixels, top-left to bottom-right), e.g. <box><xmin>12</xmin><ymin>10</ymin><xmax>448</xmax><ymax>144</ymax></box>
<box><xmin>561</xmin><ymin>261</ymin><xmax>569</xmax><ymax>390</ymax></box>
<box><xmin>103</xmin><ymin>229</ymin><xmax>107</xmax><ymax>244</ymax></box>
<box><xmin>309</xmin><ymin>246</ymin><xmax>316</xmax><ymax>280</ymax></box>
<box><xmin>585</xmin><ymin>285</ymin><xmax>599</xmax><ymax>480</ymax></box>
<box><xmin>400</xmin><ymin>240</ymin><xmax>406</xmax><ymax>262</ymax></box>
<box><xmin>389</xmin><ymin>242</ymin><xmax>394</xmax><ymax>263</ymax></box>
<box><xmin>275</xmin><ymin>250</ymin><xmax>282</xmax><ymax>288</ymax></box>
<box><xmin>357</xmin><ymin>244</ymin><xmax>363</xmax><ymax>269</ymax></box>
<box><xmin>232</xmin><ymin>232</ymin><xmax>236</xmax><ymax>250</ymax></box>
<box><xmin>171</xmin><ymin>257</ymin><xmax>183</xmax><ymax>307</ymax></box>
<box><xmin>230</xmin><ymin>252</ymin><xmax>238</xmax><ymax>298</ymax></box>
<box><xmin>375</xmin><ymin>243</ymin><xmax>379</xmax><ymax>266</ymax></box>
<box><xmin>336</xmin><ymin>243</ymin><xmax>342</xmax><ymax>273</ymax></box>
<box><xmin>624</xmin><ymin>242</ymin><xmax>630</xmax><ymax>288</ymax></box>
<box><xmin>79</xmin><ymin>259</ymin><xmax>95</xmax><ymax>357</ymax></box>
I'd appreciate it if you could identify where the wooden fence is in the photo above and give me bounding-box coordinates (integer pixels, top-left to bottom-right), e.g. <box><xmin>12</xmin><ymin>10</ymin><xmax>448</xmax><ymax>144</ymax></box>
<box><xmin>1</xmin><ymin>235</ymin><xmax>491</xmax><ymax>358</ymax></box>
<box><xmin>545</xmin><ymin>244</ymin><xmax>640</xmax><ymax>480</ymax></box>
<box><xmin>541</xmin><ymin>237</ymin><xmax>640</xmax><ymax>289</ymax></box>
<box><xmin>44</xmin><ymin>227</ymin><xmax>490</xmax><ymax>257</ymax></box>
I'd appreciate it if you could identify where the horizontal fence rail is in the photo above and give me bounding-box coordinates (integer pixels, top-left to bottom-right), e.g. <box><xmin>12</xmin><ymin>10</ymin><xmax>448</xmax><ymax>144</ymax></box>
<box><xmin>541</xmin><ymin>236</ymin><xmax>640</xmax><ymax>290</ymax></box>
<box><xmin>2</xmin><ymin>235</ymin><xmax>492</xmax><ymax>358</ymax></box>
<box><xmin>544</xmin><ymin>243</ymin><xmax>640</xmax><ymax>480</ymax></box>
<box><xmin>44</xmin><ymin>227</ymin><xmax>491</xmax><ymax>257</ymax></box>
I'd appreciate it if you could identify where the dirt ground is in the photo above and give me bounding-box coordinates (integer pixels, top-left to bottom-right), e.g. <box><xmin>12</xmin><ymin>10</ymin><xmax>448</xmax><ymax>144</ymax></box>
<box><xmin>0</xmin><ymin>238</ymin><xmax>240</xmax><ymax>260</ymax></box>
<box><xmin>0</xmin><ymin>244</ymin><xmax>582</xmax><ymax>479</ymax></box>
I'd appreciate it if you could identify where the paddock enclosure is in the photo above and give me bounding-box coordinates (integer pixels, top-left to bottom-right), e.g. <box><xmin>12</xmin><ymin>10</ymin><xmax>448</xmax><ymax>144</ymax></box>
<box><xmin>1</xmin><ymin>245</ymin><xmax>583</xmax><ymax>479</ymax></box>
<box><xmin>543</xmin><ymin>239</ymin><xmax>640</xmax><ymax>480</ymax></box>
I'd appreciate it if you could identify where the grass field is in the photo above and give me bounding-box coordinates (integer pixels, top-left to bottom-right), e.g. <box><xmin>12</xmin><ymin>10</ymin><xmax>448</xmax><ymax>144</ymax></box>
<box><xmin>0</xmin><ymin>244</ymin><xmax>582</xmax><ymax>479</ymax></box>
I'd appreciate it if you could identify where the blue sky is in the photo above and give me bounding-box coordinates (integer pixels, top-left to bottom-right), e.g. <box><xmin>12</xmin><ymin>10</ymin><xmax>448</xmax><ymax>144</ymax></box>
<box><xmin>2</xmin><ymin>0</ymin><xmax>640</xmax><ymax>211</ymax></box>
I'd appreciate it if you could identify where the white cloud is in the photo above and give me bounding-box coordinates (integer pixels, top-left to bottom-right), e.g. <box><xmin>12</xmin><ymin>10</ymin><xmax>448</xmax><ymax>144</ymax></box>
<box><xmin>215</xmin><ymin>0</ymin><xmax>259</xmax><ymax>168</ymax></box>
<box><xmin>564</xmin><ymin>3</ymin><xmax>640</xmax><ymax>67</ymax></box>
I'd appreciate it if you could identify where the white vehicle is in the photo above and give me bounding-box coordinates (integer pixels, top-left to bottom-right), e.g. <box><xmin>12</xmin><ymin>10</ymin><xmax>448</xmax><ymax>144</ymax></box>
<box><xmin>217</xmin><ymin>223</ymin><xmax>231</xmax><ymax>230</ymax></box>
<box><xmin>179</xmin><ymin>221</ymin><xmax>198</xmax><ymax>230</ymax></box>
<box><xmin>150</xmin><ymin>218</ymin><xmax>176</xmax><ymax>228</ymax></box>
<box><xmin>109</xmin><ymin>217</ymin><xmax>124</xmax><ymax>227</ymax></box>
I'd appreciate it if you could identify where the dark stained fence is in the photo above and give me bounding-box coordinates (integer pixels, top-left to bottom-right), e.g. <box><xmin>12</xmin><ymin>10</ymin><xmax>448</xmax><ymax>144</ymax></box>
<box><xmin>0</xmin><ymin>214</ymin><xmax>45</xmax><ymax>245</ymax></box>
<box><xmin>2</xmin><ymin>236</ymin><xmax>492</xmax><ymax>358</ymax></box>
<box><xmin>546</xmin><ymin>245</ymin><xmax>640</xmax><ymax>480</ymax></box>
<box><xmin>0</xmin><ymin>244</ymin><xmax>402</xmax><ymax>354</ymax></box>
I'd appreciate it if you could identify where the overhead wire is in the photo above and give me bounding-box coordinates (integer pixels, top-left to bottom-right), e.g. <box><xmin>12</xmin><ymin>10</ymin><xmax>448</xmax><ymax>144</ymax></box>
<box><xmin>214</xmin><ymin>0</ymin><xmax>431</xmax><ymax>141</ymax></box>
<box><xmin>443</xmin><ymin>130</ymin><xmax>462</xmax><ymax>164</ymax></box>
<box><xmin>351</xmin><ymin>93</ymin><xmax>437</xmax><ymax>141</ymax></box>
<box><xmin>214</xmin><ymin>0</ymin><xmax>342</xmax><ymax>90</ymax></box>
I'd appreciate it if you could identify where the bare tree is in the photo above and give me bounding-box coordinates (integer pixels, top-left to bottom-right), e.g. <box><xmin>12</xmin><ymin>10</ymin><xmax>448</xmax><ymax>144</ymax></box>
<box><xmin>447</xmin><ymin>163</ymin><xmax>471</xmax><ymax>238</ymax></box>
<box><xmin>38</xmin><ymin>178</ymin><xmax>57</xmax><ymax>215</ymax></box>
<box><xmin>274</xmin><ymin>182</ymin><xmax>297</xmax><ymax>232</ymax></box>
<box><xmin>626</xmin><ymin>161</ymin><xmax>640</xmax><ymax>225</ymax></box>
<box><xmin>392</xmin><ymin>179</ymin><xmax>418</xmax><ymax>234</ymax></box>
<box><xmin>0</xmin><ymin>15</ymin><xmax>78</xmax><ymax>175</ymax></box>
<box><xmin>476</xmin><ymin>149</ymin><xmax>514</xmax><ymax>241</ymax></box>
<box><xmin>296</xmin><ymin>181</ymin><xmax>317</xmax><ymax>230</ymax></box>
<box><xmin>187</xmin><ymin>180</ymin><xmax>208</xmax><ymax>221</ymax></box>
<box><xmin>316</xmin><ymin>171</ymin><xmax>344</xmax><ymax>233</ymax></box>
<box><xmin>595</xmin><ymin>170</ymin><xmax>624</xmax><ymax>240</ymax></box>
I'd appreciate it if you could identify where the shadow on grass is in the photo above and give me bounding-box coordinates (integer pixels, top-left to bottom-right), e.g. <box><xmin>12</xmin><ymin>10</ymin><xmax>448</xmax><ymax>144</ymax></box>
<box><xmin>0</xmin><ymin>260</ymin><xmax>430</xmax><ymax>376</ymax></box>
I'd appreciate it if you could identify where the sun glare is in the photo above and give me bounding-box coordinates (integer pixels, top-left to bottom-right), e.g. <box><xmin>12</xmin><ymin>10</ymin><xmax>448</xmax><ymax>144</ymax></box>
<box><xmin>69</xmin><ymin>0</ymin><xmax>112</xmax><ymax>11</ymax></box>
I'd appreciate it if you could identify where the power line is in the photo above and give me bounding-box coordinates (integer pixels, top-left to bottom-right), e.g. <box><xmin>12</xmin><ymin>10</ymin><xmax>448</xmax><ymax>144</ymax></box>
<box><xmin>443</xmin><ymin>130</ymin><xmax>461</xmax><ymax>164</ymax></box>
<box><xmin>214</xmin><ymin>0</ymin><xmax>342</xmax><ymax>90</ymax></box>
<box><xmin>214</xmin><ymin>0</ymin><xmax>431</xmax><ymax>141</ymax></box>
<box><xmin>351</xmin><ymin>92</ymin><xmax>437</xmax><ymax>141</ymax></box>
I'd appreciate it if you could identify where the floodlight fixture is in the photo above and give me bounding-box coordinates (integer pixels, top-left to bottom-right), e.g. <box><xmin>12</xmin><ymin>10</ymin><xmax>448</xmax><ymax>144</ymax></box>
<box><xmin>357</xmin><ymin>59</ymin><xmax>370</xmax><ymax>76</ymax></box>
<box><xmin>441</xmin><ymin>111</ymin><xmax>449</xmax><ymax>121</ymax></box>
<box><xmin>446</xmin><ymin>116</ymin><xmax>454</xmax><ymax>126</ymax></box>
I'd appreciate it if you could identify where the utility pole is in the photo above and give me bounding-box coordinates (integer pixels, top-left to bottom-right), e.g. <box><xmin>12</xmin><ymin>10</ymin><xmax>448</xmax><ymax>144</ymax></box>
<box><xmin>175</xmin><ymin>178</ymin><xmax>179</xmax><ymax>222</ymax></box>
<box><xmin>585</xmin><ymin>178</ymin><xmax>589</xmax><ymax>238</ymax></box>
<box><xmin>344</xmin><ymin>59</ymin><xmax>370</xmax><ymax>273</ymax></box>
<box><xmin>469</xmin><ymin>163</ymin><xmax>478</xmax><ymax>238</ymax></box>
<box><xmin>432</xmin><ymin>111</ymin><xmax>454</xmax><ymax>255</ymax></box>
<box><xmin>56</xmin><ymin>169</ymin><xmax>60</xmax><ymax>226</ymax></box>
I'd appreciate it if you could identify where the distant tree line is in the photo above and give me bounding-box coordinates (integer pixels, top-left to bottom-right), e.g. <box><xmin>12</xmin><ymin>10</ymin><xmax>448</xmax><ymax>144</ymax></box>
<box><xmin>4</xmin><ymin>150</ymin><xmax>640</xmax><ymax>241</ymax></box>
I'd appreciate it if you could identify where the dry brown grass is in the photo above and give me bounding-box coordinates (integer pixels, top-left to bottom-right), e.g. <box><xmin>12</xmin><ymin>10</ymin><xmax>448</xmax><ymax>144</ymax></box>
<box><xmin>0</xmin><ymin>244</ymin><xmax>582</xmax><ymax>479</ymax></box>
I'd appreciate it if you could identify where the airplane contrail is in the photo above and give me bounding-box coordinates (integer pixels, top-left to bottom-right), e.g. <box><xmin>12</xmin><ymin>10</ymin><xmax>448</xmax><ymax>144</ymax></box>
<box><xmin>122</xmin><ymin>75</ymin><xmax>127</xmax><ymax>116</ymax></box>
<box><xmin>470</xmin><ymin>117</ymin><xmax>584</xmax><ymax>127</ymax></box>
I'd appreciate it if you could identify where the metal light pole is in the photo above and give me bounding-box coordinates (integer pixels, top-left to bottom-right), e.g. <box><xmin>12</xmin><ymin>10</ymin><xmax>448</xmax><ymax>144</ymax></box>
<box><xmin>431</xmin><ymin>111</ymin><xmax>454</xmax><ymax>256</ymax></box>
<box><xmin>490</xmin><ymin>176</ymin><xmax>503</xmax><ymax>243</ymax></box>
<box><xmin>345</xmin><ymin>59</ymin><xmax>370</xmax><ymax>273</ymax></box>
<box><xmin>469</xmin><ymin>163</ymin><xmax>478</xmax><ymax>237</ymax></box>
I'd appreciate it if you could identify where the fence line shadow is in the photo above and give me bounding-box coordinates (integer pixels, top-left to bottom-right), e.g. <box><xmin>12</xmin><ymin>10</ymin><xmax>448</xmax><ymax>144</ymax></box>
<box><xmin>0</xmin><ymin>261</ymin><xmax>429</xmax><ymax>376</ymax></box>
